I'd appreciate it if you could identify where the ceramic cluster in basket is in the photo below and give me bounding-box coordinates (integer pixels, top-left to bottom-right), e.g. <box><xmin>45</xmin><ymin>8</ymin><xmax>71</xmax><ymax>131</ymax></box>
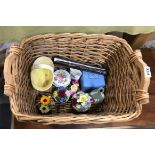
<box><xmin>31</xmin><ymin>56</ymin><xmax>106</xmax><ymax>114</ymax></box>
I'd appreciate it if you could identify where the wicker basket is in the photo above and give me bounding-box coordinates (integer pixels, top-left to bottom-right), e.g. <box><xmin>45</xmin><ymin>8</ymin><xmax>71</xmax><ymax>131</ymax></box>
<box><xmin>4</xmin><ymin>33</ymin><xmax>150</xmax><ymax>125</ymax></box>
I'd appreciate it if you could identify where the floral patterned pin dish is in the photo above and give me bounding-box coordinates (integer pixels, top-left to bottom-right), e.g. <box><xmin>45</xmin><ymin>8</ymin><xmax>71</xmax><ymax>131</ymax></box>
<box><xmin>71</xmin><ymin>91</ymin><xmax>94</xmax><ymax>113</ymax></box>
<box><xmin>53</xmin><ymin>69</ymin><xmax>71</xmax><ymax>88</ymax></box>
<box><xmin>53</xmin><ymin>86</ymin><xmax>70</xmax><ymax>104</ymax></box>
<box><xmin>35</xmin><ymin>94</ymin><xmax>54</xmax><ymax>114</ymax></box>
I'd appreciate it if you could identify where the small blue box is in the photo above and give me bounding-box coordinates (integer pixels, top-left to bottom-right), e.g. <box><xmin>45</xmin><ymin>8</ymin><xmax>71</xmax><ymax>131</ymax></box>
<box><xmin>80</xmin><ymin>71</ymin><xmax>105</xmax><ymax>92</ymax></box>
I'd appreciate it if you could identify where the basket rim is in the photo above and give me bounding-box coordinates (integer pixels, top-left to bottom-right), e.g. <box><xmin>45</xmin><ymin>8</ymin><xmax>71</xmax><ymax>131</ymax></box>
<box><xmin>19</xmin><ymin>33</ymin><xmax>129</xmax><ymax>48</ymax></box>
<box><xmin>10</xmin><ymin>100</ymin><xmax>142</xmax><ymax>125</ymax></box>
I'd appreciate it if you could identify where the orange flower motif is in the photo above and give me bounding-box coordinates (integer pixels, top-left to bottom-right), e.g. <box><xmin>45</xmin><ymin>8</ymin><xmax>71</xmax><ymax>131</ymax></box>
<box><xmin>40</xmin><ymin>95</ymin><xmax>51</xmax><ymax>105</ymax></box>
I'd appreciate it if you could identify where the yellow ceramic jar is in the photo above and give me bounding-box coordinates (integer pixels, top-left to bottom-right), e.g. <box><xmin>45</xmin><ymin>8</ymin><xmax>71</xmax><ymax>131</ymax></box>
<box><xmin>31</xmin><ymin>56</ymin><xmax>54</xmax><ymax>91</ymax></box>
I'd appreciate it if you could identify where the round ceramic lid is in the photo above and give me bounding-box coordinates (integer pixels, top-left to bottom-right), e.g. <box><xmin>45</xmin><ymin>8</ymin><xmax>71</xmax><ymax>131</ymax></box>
<box><xmin>53</xmin><ymin>70</ymin><xmax>71</xmax><ymax>88</ymax></box>
<box><xmin>31</xmin><ymin>68</ymin><xmax>53</xmax><ymax>91</ymax></box>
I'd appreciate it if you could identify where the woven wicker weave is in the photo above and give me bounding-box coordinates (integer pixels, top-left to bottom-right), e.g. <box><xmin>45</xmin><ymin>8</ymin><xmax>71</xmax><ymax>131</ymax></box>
<box><xmin>4</xmin><ymin>33</ymin><xmax>150</xmax><ymax>125</ymax></box>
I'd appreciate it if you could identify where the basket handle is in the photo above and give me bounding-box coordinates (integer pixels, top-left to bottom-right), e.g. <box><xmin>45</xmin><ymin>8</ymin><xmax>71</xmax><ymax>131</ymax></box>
<box><xmin>134</xmin><ymin>49</ymin><xmax>151</xmax><ymax>104</ymax></box>
<box><xmin>4</xmin><ymin>45</ymin><xmax>20</xmax><ymax>97</ymax></box>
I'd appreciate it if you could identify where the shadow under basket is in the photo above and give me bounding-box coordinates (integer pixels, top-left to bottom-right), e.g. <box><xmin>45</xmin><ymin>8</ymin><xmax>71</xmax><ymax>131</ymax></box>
<box><xmin>4</xmin><ymin>33</ymin><xmax>150</xmax><ymax>125</ymax></box>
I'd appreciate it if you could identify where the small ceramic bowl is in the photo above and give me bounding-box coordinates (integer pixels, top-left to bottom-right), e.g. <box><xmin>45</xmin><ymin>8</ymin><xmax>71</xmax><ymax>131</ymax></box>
<box><xmin>53</xmin><ymin>87</ymin><xmax>70</xmax><ymax>104</ymax></box>
<box><xmin>71</xmin><ymin>91</ymin><xmax>94</xmax><ymax>112</ymax></box>
<box><xmin>53</xmin><ymin>70</ymin><xmax>71</xmax><ymax>88</ymax></box>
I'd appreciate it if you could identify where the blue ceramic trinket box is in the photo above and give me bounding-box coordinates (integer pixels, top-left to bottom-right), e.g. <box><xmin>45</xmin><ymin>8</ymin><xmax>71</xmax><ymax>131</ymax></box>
<box><xmin>80</xmin><ymin>71</ymin><xmax>105</xmax><ymax>92</ymax></box>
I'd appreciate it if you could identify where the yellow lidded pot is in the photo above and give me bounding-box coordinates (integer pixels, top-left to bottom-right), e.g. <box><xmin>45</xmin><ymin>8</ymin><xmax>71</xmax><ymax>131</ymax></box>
<box><xmin>31</xmin><ymin>56</ymin><xmax>54</xmax><ymax>91</ymax></box>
